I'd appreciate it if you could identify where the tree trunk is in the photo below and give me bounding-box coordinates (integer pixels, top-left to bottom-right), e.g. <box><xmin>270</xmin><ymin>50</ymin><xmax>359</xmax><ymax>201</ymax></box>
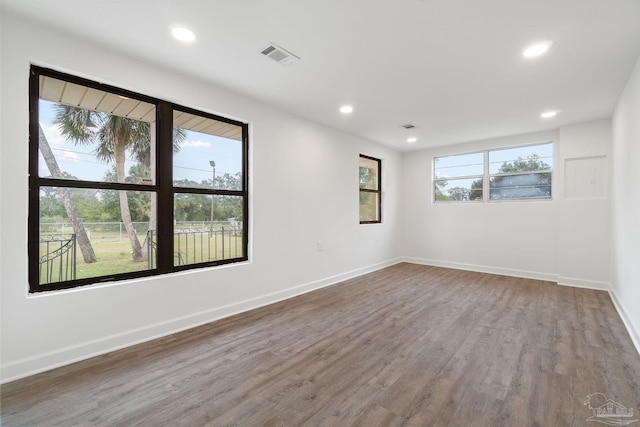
<box><xmin>39</xmin><ymin>125</ymin><xmax>97</xmax><ymax>263</ymax></box>
<box><xmin>140</xmin><ymin>195</ymin><xmax>155</xmax><ymax>262</ymax></box>
<box><xmin>140</xmin><ymin>126</ymin><xmax>156</xmax><ymax>261</ymax></box>
<box><xmin>114</xmin><ymin>141</ymin><xmax>144</xmax><ymax>262</ymax></box>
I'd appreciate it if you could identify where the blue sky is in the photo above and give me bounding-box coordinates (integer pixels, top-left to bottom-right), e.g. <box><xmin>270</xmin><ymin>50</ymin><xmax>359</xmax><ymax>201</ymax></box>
<box><xmin>434</xmin><ymin>143</ymin><xmax>553</xmax><ymax>179</ymax></box>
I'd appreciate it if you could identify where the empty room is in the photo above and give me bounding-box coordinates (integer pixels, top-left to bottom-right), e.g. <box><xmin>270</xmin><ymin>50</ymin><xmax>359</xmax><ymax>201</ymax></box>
<box><xmin>1</xmin><ymin>0</ymin><xmax>640</xmax><ymax>425</ymax></box>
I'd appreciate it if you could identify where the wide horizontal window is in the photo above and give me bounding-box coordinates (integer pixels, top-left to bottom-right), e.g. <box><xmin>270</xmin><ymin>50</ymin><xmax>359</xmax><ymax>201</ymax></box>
<box><xmin>434</xmin><ymin>142</ymin><xmax>553</xmax><ymax>203</ymax></box>
<box><xmin>29</xmin><ymin>66</ymin><xmax>249</xmax><ymax>292</ymax></box>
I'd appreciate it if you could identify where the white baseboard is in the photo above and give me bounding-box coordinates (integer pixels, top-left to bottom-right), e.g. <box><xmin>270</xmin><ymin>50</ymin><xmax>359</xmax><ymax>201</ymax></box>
<box><xmin>1</xmin><ymin>258</ymin><xmax>402</xmax><ymax>384</ymax></box>
<box><xmin>557</xmin><ymin>276</ymin><xmax>611</xmax><ymax>291</ymax></box>
<box><xmin>404</xmin><ymin>258</ymin><xmax>612</xmax><ymax>291</ymax></box>
<box><xmin>608</xmin><ymin>290</ymin><xmax>640</xmax><ymax>357</ymax></box>
<box><xmin>403</xmin><ymin>257</ymin><xmax>557</xmax><ymax>283</ymax></box>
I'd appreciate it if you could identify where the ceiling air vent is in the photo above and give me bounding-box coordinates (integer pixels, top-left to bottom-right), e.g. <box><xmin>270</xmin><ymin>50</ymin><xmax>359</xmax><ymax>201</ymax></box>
<box><xmin>261</xmin><ymin>43</ymin><xmax>300</xmax><ymax>66</ymax></box>
<box><xmin>401</xmin><ymin>123</ymin><xmax>417</xmax><ymax>129</ymax></box>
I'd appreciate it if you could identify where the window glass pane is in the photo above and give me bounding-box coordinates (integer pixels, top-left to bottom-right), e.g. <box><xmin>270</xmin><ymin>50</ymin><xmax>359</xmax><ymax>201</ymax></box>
<box><xmin>434</xmin><ymin>152</ymin><xmax>484</xmax><ymax>179</ymax></box>
<box><xmin>434</xmin><ymin>178</ymin><xmax>483</xmax><ymax>202</ymax></box>
<box><xmin>39</xmin><ymin>187</ymin><xmax>156</xmax><ymax>285</ymax></box>
<box><xmin>359</xmin><ymin>191</ymin><xmax>380</xmax><ymax>222</ymax></box>
<box><xmin>38</xmin><ymin>76</ymin><xmax>155</xmax><ymax>185</ymax></box>
<box><xmin>173</xmin><ymin>194</ymin><xmax>245</xmax><ymax>265</ymax></box>
<box><xmin>173</xmin><ymin>111</ymin><xmax>243</xmax><ymax>190</ymax></box>
<box><xmin>489</xmin><ymin>143</ymin><xmax>553</xmax><ymax>174</ymax></box>
<box><xmin>489</xmin><ymin>172</ymin><xmax>552</xmax><ymax>200</ymax></box>
<box><xmin>359</xmin><ymin>157</ymin><xmax>379</xmax><ymax>190</ymax></box>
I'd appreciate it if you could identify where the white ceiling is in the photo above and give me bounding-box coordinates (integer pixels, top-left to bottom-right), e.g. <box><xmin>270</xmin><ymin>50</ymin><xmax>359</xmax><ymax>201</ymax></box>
<box><xmin>3</xmin><ymin>0</ymin><xmax>640</xmax><ymax>151</ymax></box>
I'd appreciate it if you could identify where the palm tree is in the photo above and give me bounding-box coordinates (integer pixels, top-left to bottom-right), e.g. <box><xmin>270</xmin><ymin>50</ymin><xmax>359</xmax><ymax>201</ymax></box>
<box><xmin>55</xmin><ymin>105</ymin><xmax>153</xmax><ymax>262</ymax></box>
<box><xmin>54</xmin><ymin>105</ymin><xmax>185</xmax><ymax>262</ymax></box>
<box><xmin>39</xmin><ymin>124</ymin><xmax>97</xmax><ymax>264</ymax></box>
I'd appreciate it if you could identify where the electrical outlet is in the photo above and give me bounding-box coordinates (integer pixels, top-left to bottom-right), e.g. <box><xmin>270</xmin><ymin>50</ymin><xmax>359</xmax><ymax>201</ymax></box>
<box><xmin>317</xmin><ymin>241</ymin><xmax>323</xmax><ymax>252</ymax></box>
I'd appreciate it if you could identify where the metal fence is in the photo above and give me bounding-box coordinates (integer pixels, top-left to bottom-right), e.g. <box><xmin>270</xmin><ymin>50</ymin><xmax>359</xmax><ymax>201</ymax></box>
<box><xmin>39</xmin><ymin>234</ymin><xmax>76</xmax><ymax>284</ymax></box>
<box><xmin>147</xmin><ymin>223</ymin><xmax>243</xmax><ymax>269</ymax></box>
<box><xmin>38</xmin><ymin>222</ymin><xmax>243</xmax><ymax>280</ymax></box>
<box><xmin>40</xmin><ymin>221</ymin><xmax>241</xmax><ymax>241</ymax></box>
<box><xmin>40</xmin><ymin>221</ymin><xmax>151</xmax><ymax>242</ymax></box>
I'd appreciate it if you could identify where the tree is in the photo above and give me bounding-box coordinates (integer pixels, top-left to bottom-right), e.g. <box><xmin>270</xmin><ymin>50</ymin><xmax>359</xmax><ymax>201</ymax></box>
<box><xmin>214</xmin><ymin>172</ymin><xmax>242</xmax><ymax>191</ymax></box>
<box><xmin>434</xmin><ymin>180</ymin><xmax>449</xmax><ymax>201</ymax></box>
<box><xmin>40</xmin><ymin>186</ymin><xmax>65</xmax><ymax>220</ymax></box>
<box><xmin>491</xmin><ymin>154</ymin><xmax>551</xmax><ymax>200</ymax></box>
<box><xmin>54</xmin><ymin>106</ymin><xmax>154</xmax><ymax>261</ymax></box>
<box><xmin>174</xmin><ymin>192</ymin><xmax>210</xmax><ymax>221</ymax></box>
<box><xmin>495</xmin><ymin>154</ymin><xmax>550</xmax><ymax>174</ymax></box>
<box><xmin>38</xmin><ymin>125</ymin><xmax>97</xmax><ymax>263</ymax></box>
<box><xmin>448</xmin><ymin>186</ymin><xmax>470</xmax><ymax>201</ymax></box>
<box><xmin>103</xmin><ymin>164</ymin><xmax>152</xmax><ymax>222</ymax></box>
<box><xmin>213</xmin><ymin>172</ymin><xmax>242</xmax><ymax>220</ymax></box>
<box><xmin>173</xmin><ymin>173</ymin><xmax>243</xmax><ymax>223</ymax></box>
<box><xmin>469</xmin><ymin>179</ymin><xmax>483</xmax><ymax>201</ymax></box>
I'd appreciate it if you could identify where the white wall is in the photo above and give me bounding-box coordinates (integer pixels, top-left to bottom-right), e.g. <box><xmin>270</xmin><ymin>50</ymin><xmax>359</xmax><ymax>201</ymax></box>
<box><xmin>0</xmin><ymin>7</ymin><xmax>3</xmax><ymax>323</ymax></box>
<box><xmin>401</xmin><ymin>122</ymin><xmax>612</xmax><ymax>289</ymax></box>
<box><xmin>0</xmin><ymin>12</ymin><xmax>402</xmax><ymax>382</ymax></box>
<box><xmin>611</xmin><ymin>55</ymin><xmax>640</xmax><ymax>351</ymax></box>
<box><xmin>557</xmin><ymin>120</ymin><xmax>612</xmax><ymax>288</ymax></box>
<box><xmin>401</xmin><ymin>130</ymin><xmax>559</xmax><ymax>280</ymax></box>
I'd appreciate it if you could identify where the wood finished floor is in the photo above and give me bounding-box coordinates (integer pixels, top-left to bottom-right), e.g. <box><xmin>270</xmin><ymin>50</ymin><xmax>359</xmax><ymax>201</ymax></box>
<box><xmin>2</xmin><ymin>263</ymin><xmax>640</xmax><ymax>426</ymax></box>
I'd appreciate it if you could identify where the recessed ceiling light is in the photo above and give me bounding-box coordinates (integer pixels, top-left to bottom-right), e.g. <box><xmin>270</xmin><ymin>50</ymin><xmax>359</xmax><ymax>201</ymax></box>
<box><xmin>523</xmin><ymin>41</ymin><xmax>552</xmax><ymax>58</ymax></box>
<box><xmin>407</xmin><ymin>137</ymin><xmax>417</xmax><ymax>143</ymax></box>
<box><xmin>171</xmin><ymin>26</ymin><xmax>196</xmax><ymax>43</ymax></box>
<box><xmin>340</xmin><ymin>105</ymin><xmax>354</xmax><ymax>114</ymax></box>
<box><xmin>540</xmin><ymin>110</ymin><xmax>560</xmax><ymax>118</ymax></box>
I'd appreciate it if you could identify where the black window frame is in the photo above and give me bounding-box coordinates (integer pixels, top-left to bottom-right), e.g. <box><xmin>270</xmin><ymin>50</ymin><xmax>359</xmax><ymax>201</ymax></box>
<box><xmin>359</xmin><ymin>154</ymin><xmax>382</xmax><ymax>224</ymax></box>
<box><xmin>28</xmin><ymin>66</ymin><xmax>249</xmax><ymax>293</ymax></box>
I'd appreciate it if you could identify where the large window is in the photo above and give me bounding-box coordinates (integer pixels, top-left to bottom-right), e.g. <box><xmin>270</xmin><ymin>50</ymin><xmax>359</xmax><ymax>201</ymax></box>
<box><xmin>434</xmin><ymin>142</ymin><xmax>553</xmax><ymax>202</ymax></box>
<box><xmin>29</xmin><ymin>66</ymin><xmax>249</xmax><ymax>292</ymax></box>
<box><xmin>359</xmin><ymin>155</ymin><xmax>381</xmax><ymax>223</ymax></box>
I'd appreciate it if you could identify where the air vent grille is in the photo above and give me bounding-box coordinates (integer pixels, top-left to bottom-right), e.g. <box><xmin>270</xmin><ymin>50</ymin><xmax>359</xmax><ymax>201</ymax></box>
<box><xmin>261</xmin><ymin>46</ymin><xmax>276</xmax><ymax>56</ymax></box>
<box><xmin>261</xmin><ymin>43</ymin><xmax>300</xmax><ymax>66</ymax></box>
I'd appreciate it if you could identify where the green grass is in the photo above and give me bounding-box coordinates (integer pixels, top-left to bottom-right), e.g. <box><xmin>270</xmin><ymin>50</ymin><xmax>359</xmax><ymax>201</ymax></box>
<box><xmin>77</xmin><ymin>240</ymin><xmax>149</xmax><ymax>278</ymax></box>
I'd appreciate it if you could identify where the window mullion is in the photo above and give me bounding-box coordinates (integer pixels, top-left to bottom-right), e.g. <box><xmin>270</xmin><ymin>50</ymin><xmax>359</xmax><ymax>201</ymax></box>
<box><xmin>28</xmin><ymin>68</ymin><xmax>40</xmax><ymax>287</ymax></box>
<box><xmin>483</xmin><ymin>150</ymin><xmax>489</xmax><ymax>202</ymax></box>
<box><xmin>156</xmin><ymin>101</ymin><xmax>174</xmax><ymax>273</ymax></box>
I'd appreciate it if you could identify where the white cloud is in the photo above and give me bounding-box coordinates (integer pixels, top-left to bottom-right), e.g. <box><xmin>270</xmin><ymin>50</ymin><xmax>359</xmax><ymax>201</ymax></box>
<box><xmin>59</xmin><ymin>150</ymin><xmax>80</xmax><ymax>162</ymax></box>
<box><xmin>39</xmin><ymin>123</ymin><xmax>83</xmax><ymax>163</ymax></box>
<box><xmin>40</xmin><ymin>123</ymin><xmax>69</xmax><ymax>148</ymax></box>
<box><xmin>182</xmin><ymin>140</ymin><xmax>211</xmax><ymax>148</ymax></box>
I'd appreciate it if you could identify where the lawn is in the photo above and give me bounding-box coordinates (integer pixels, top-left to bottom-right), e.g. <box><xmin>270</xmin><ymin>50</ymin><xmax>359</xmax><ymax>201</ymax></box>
<box><xmin>39</xmin><ymin>229</ymin><xmax>243</xmax><ymax>285</ymax></box>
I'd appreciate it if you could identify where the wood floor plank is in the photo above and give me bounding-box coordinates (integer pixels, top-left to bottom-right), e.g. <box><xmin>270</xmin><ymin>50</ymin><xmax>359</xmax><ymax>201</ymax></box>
<box><xmin>2</xmin><ymin>263</ymin><xmax>640</xmax><ymax>426</ymax></box>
